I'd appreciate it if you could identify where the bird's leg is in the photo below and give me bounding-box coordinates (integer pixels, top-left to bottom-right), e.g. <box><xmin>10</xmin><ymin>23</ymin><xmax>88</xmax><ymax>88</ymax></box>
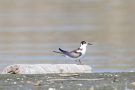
<box><xmin>78</xmin><ymin>59</ymin><xmax>82</xmax><ymax>64</ymax></box>
<box><xmin>79</xmin><ymin>59</ymin><xmax>84</xmax><ymax>65</ymax></box>
<box><xmin>75</xmin><ymin>59</ymin><xmax>84</xmax><ymax>65</ymax></box>
<box><xmin>75</xmin><ymin>59</ymin><xmax>78</xmax><ymax>62</ymax></box>
<box><xmin>74</xmin><ymin>59</ymin><xmax>80</xmax><ymax>64</ymax></box>
<box><xmin>78</xmin><ymin>59</ymin><xmax>85</xmax><ymax>65</ymax></box>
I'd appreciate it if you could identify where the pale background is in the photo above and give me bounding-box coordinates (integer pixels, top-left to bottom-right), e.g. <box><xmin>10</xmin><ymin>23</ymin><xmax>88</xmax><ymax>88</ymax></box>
<box><xmin>0</xmin><ymin>0</ymin><xmax>135</xmax><ymax>72</ymax></box>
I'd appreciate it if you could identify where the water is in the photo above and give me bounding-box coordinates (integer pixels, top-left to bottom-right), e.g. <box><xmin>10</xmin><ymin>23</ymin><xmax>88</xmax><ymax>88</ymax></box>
<box><xmin>0</xmin><ymin>73</ymin><xmax>135</xmax><ymax>90</ymax></box>
<box><xmin>0</xmin><ymin>30</ymin><xmax>135</xmax><ymax>73</ymax></box>
<box><xmin>0</xmin><ymin>0</ymin><xmax>135</xmax><ymax>72</ymax></box>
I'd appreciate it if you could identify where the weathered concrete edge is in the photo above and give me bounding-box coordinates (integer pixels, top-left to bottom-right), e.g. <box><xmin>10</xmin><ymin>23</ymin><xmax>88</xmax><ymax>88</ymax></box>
<box><xmin>2</xmin><ymin>64</ymin><xmax>92</xmax><ymax>74</ymax></box>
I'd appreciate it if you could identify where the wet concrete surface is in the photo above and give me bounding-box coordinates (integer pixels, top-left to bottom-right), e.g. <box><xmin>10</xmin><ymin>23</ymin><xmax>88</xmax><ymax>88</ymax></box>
<box><xmin>0</xmin><ymin>72</ymin><xmax>135</xmax><ymax>90</ymax></box>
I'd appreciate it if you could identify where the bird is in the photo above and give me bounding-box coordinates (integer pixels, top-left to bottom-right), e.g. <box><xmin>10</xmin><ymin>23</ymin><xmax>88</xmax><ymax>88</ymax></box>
<box><xmin>53</xmin><ymin>41</ymin><xmax>92</xmax><ymax>64</ymax></box>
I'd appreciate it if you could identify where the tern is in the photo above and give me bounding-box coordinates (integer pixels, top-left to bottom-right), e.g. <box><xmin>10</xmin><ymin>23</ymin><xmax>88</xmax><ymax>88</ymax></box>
<box><xmin>53</xmin><ymin>41</ymin><xmax>92</xmax><ymax>64</ymax></box>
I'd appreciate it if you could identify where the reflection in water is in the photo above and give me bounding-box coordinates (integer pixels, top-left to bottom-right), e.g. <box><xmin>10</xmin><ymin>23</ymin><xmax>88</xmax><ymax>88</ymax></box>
<box><xmin>0</xmin><ymin>0</ymin><xmax>135</xmax><ymax>72</ymax></box>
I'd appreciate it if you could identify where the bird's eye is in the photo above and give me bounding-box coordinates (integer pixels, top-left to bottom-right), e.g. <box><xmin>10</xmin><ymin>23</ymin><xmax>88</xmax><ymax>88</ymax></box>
<box><xmin>81</xmin><ymin>41</ymin><xmax>86</xmax><ymax>44</ymax></box>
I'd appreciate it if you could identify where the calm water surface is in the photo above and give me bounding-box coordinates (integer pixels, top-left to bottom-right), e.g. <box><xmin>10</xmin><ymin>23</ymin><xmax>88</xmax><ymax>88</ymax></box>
<box><xmin>0</xmin><ymin>29</ymin><xmax>135</xmax><ymax>73</ymax></box>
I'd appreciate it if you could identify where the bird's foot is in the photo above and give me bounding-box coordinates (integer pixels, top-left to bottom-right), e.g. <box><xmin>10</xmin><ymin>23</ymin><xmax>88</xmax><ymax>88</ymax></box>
<box><xmin>78</xmin><ymin>62</ymin><xmax>85</xmax><ymax>65</ymax></box>
<box><xmin>75</xmin><ymin>59</ymin><xmax>85</xmax><ymax>65</ymax></box>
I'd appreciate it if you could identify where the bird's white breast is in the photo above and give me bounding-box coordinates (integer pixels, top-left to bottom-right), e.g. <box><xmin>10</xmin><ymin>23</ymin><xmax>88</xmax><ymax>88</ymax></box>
<box><xmin>77</xmin><ymin>46</ymin><xmax>86</xmax><ymax>55</ymax></box>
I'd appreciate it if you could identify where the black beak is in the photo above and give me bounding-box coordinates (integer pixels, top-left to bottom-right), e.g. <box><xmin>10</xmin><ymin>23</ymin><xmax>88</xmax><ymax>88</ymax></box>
<box><xmin>88</xmin><ymin>43</ymin><xmax>92</xmax><ymax>45</ymax></box>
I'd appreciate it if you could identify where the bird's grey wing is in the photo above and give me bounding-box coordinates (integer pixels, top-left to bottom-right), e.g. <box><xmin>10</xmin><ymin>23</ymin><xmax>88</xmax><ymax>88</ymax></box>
<box><xmin>53</xmin><ymin>50</ymin><xmax>63</xmax><ymax>54</ymax></box>
<box><xmin>53</xmin><ymin>48</ymin><xmax>68</xmax><ymax>54</ymax></box>
<box><xmin>68</xmin><ymin>51</ymin><xmax>82</xmax><ymax>58</ymax></box>
<box><xmin>59</xmin><ymin>48</ymin><xmax>82</xmax><ymax>58</ymax></box>
<box><xmin>59</xmin><ymin>48</ymin><xmax>69</xmax><ymax>53</ymax></box>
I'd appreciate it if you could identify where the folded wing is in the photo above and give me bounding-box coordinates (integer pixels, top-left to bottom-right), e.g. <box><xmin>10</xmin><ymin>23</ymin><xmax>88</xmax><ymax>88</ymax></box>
<box><xmin>59</xmin><ymin>48</ymin><xmax>82</xmax><ymax>58</ymax></box>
